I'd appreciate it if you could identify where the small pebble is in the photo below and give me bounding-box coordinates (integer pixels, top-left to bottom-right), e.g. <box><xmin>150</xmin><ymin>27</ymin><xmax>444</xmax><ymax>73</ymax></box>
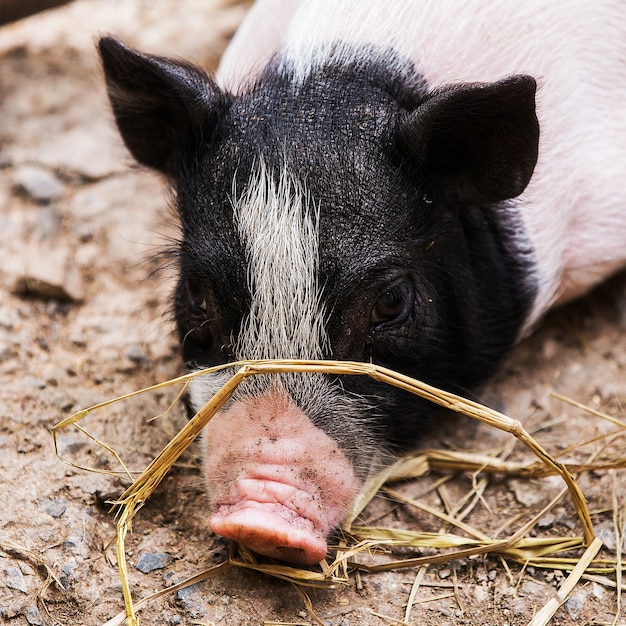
<box><xmin>136</xmin><ymin>552</ymin><xmax>172</xmax><ymax>574</ymax></box>
<box><xmin>4</xmin><ymin>565</ymin><xmax>28</xmax><ymax>593</ymax></box>
<box><xmin>43</xmin><ymin>498</ymin><xmax>66</xmax><ymax>518</ymax></box>
<box><xmin>175</xmin><ymin>583</ymin><xmax>205</xmax><ymax>619</ymax></box>
<box><xmin>59</xmin><ymin>560</ymin><xmax>76</xmax><ymax>590</ymax></box>
<box><xmin>565</xmin><ymin>589</ymin><xmax>586</xmax><ymax>619</ymax></box>
<box><xmin>12</xmin><ymin>246</ymin><xmax>85</xmax><ymax>302</ymax></box>
<box><xmin>24</xmin><ymin>604</ymin><xmax>45</xmax><ymax>626</ymax></box>
<box><xmin>12</xmin><ymin>164</ymin><xmax>65</xmax><ymax>204</ymax></box>
<box><xmin>473</xmin><ymin>584</ymin><xmax>488</xmax><ymax>604</ymax></box>
<box><xmin>27</xmin><ymin>378</ymin><xmax>47</xmax><ymax>390</ymax></box>
<box><xmin>475</xmin><ymin>567</ymin><xmax>488</xmax><ymax>582</ymax></box>
<box><xmin>508</xmin><ymin>478</ymin><xmax>544</xmax><ymax>507</ymax></box>
<box><xmin>126</xmin><ymin>343</ymin><xmax>148</xmax><ymax>365</ymax></box>
<box><xmin>537</xmin><ymin>513</ymin><xmax>555</xmax><ymax>528</ymax></box>
<box><xmin>594</xmin><ymin>520</ymin><xmax>617</xmax><ymax>551</ymax></box>
<box><xmin>592</xmin><ymin>582</ymin><xmax>604</xmax><ymax>600</ymax></box>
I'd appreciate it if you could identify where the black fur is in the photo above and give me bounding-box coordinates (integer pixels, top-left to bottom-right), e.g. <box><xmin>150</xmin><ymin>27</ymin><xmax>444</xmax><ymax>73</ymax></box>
<box><xmin>99</xmin><ymin>37</ymin><xmax>539</xmax><ymax>452</ymax></box>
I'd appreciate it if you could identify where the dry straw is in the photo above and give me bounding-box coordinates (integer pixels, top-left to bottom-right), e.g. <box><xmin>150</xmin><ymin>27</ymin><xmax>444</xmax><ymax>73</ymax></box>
<box><xmin>53</xmin><ymin>359</ymin><xmax>613</xmax><ymax>626</ymax></box>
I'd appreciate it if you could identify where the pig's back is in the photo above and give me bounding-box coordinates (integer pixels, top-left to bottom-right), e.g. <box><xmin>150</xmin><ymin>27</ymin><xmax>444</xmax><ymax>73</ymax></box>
<box><xmin>218</xmin><ymin>0</ymin><xmax>626</xmax><ymax>329</ymax></box>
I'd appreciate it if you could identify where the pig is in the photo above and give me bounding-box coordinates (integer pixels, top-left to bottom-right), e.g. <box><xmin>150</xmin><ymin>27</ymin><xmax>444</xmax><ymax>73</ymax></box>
<box><xmin>98</xmin><ymin>0</ymin><xmax>626</xmax><ymax>565</ymax></box>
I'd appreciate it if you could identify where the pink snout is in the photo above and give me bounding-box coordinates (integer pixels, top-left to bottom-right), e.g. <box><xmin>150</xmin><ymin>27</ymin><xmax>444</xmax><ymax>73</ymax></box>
<box><xmin>204</xmin><ymin>390</ymin><xmax>360</xmax><ymax>565</ymax></box>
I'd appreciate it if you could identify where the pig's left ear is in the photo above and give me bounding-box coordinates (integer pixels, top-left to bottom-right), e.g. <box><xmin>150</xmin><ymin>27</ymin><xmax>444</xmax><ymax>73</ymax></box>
<box><xmin>399</xmin><ymin>75</ymin><xmax>539</xmax><ymax>204</ymax></box>
<box><xmin>99</xmin><ymin>36</ymin><xmax>226</xmax><ymax>178</ymax></box>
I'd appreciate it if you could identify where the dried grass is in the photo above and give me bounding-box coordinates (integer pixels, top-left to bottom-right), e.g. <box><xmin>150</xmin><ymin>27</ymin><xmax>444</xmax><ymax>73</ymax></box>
<box><xmin>53</xmin><ymin>359</ymin><xmax>625</xmax><ymax>625</ymax></box>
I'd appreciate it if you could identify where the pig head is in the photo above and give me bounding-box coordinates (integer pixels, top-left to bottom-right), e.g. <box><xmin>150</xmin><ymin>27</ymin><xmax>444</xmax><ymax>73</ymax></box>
<box><xmin>98</xmin><ymin>36</ymin><xmax>539</xmax><ymax>564</ymax></box>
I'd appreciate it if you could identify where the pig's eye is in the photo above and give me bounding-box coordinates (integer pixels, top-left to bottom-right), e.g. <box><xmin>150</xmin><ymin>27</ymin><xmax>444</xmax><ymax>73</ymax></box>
<box><xmin>371</xmin><ymin>280</ymin><xmax>414</xmax><ymax>327</ymax></box>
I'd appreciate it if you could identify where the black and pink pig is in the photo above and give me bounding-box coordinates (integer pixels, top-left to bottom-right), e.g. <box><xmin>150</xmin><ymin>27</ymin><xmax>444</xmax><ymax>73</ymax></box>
<box><xmin>99</xmin><ymin>0</ymin><xmax>626</xmax><ymax>565</ymax></box>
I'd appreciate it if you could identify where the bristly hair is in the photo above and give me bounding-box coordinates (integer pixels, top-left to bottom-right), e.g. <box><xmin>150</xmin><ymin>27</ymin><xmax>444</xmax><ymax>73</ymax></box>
<box><xmin>231</xmin><ymin>159</ymin><xmax>328</xmax><ymax>359</ymax></box>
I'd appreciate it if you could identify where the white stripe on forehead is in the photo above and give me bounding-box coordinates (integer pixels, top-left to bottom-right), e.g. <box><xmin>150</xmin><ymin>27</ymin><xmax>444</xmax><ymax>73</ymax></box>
<box><xmin>232</xmin><ymin>159</ymin><xmax>328</xmax><ymax>360</ymax></box>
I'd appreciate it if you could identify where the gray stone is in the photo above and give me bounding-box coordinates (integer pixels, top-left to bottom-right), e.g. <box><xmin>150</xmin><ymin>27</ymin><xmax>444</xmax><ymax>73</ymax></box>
<box><xmin>17</xmin><ymin>123</ymin><xmax>125</xmax><ymax>181</ymax></box>
<box><xmin>126</xmin><ymin>343</ymin><xmax>148</xmax><ymax>365</ymax></box>
<box><xmin>565</xmin><ymin>589</ymin><xmax>587</xmax><ymax>620</ymax></box>
<box><xmin>135</xmin><ymin>552</ymin><xmax>172</xmax><ymax>574</ymax></box>
<box><xmin>537</xmin><ymin>513</ymin><xmax>556</xmax><ymax>528</ymax></box>
<box><xmin>24</xmin><ymin>603</ymin><xmax>45</xmax><ymax>626</ymax></box>
<box><xmin>594</xmin><ymin>520</ymin><xmax>617</xmax><ymax>551</ymax></box>
<box><xmin>508</xmin><ymin>476</ymin><xmax>563</xmax><ymax>507</ymax></box>
<box><xmin>12</xmin><ymin>164</ymin><xmax>65</xmax><ymax>204</ymax></box>
<box><xmin>43</xmin><ymin>498</ymin><xmax>66</xmax><ymax>518</ymax></box>
<box><xmin>12</xmin><ymin>245</ymin><xmax>85</xmax><ymax>302</ymax></box>
<box><xmin>26</xmin><ymin>378</ymin><xmax>47</xmax><ymax>390</ymax></box>
<box><xmin>4</xmin><ymin>565</ymin><xmax>27</xmax><ymax>593</ymax></box>
<box><xmin>58</xmin><ymin>559</ymin><xmax>76</xmax><ymax>590</ymax></box>
<box><xmin>175</xmin><ymin>583</ymin><xmax>205</xmax><ymax>619</ymax></box>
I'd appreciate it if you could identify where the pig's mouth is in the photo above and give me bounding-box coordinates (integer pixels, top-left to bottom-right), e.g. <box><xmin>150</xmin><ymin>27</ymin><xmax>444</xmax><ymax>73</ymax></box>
<box><xmin>202</xmin><ymin>389</ymin><xmax>363</xmax><ymax>566</ymax></box>
<box><xmin>208</xmin><ymin>475</ymin><xmax>336</xmax><ymax>565</ymax></box>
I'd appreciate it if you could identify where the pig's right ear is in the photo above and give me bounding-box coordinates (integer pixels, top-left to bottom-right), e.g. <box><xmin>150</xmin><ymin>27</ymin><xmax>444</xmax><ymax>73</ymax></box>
<box><xmin>399</xmin><ymin>75</ymin><xmax>539</xmax><ymax>205</ymax></box>
<box><xmin>98</xmin><ymin>36</ymin><xmax>225</xmax><ymax>178</ymax></box>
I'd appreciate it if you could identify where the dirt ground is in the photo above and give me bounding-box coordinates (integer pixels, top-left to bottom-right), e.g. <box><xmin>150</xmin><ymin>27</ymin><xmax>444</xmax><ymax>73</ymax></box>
<box><xmin>1</xmin><ymin>2</ymin><xmax>625</xmax><ymax>625</ymax></box>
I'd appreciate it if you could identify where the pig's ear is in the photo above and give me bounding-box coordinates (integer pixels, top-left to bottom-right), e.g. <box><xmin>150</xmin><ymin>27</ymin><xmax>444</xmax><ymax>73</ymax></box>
<box><xmin>98</xmin><ymin>36</ymin><xmax>224</xmax><ymax>177</ymax></box>
<box><xmin>399</xmin><ymin>75</ymin><xmax>539</xmax><ymax>204</ymax></box>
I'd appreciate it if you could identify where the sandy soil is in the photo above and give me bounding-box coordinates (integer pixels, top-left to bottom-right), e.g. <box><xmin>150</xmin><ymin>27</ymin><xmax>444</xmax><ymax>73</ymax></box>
<box><xmin>1</xmin><ymin>2</ymin><xmax>625</xmax><ymax>625</ymax></box>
